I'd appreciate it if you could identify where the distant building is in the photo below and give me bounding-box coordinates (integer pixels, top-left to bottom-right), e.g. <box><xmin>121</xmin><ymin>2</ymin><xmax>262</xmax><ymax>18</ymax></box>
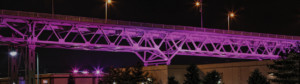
<box><xmin>144</xmin><ymin>60</ymin><xmax>274</xmax><ymax>84</ymax></box>
<box><xmin>0</xmin><ymin>73</ymin><xmax>104</xmax><ymax>84</ymax></box>
<box><xmin>0</xmin><ymin>60</ymin><xmax>274</xmax><ymax>84</ymax></box>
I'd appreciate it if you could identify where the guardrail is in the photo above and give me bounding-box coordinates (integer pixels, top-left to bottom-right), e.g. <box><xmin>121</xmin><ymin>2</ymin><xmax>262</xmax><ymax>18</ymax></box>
<box><xmin>1</xmin><ymin>9</ymin><xmax>300</xmax><ymax>40</ymax></box>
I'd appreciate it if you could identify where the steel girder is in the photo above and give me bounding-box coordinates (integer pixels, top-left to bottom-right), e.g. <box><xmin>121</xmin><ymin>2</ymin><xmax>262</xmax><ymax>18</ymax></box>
<box><xmin>0</xmin><ymin>16</ymin><xmax>299</xmax><ymax>66</ymax></box>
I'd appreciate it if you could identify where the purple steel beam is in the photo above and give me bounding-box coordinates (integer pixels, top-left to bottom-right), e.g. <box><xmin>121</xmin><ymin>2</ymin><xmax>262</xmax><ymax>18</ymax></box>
<box><xmin>1</xmin><ymin>12</ymin><xmax>300</xmax><ymax>67</ymax></box>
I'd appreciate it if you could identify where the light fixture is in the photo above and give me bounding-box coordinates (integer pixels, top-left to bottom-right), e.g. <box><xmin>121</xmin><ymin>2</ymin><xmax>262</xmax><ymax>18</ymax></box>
<box><xmin>195</xmin><ymin>2</ymin><xmax>200</xmax><ymax>6</ymax></box>
<box><xmin>9</xmin><ymin>51</ymin><xmax>17</xmax><ymax>57</ymax></box>
<box><xmin>229</xmin><ymin>12</ymin><xmax>235</xmax><ymax>17</ymax></box>
<box><xmin>107</xmin><ymin>0</ymin><xmax>112</xmax><ymax>4</ymax></box>
<box><xmin>73</xmin><ymin>69</ymin><xmax>79</xmax><ymax>74</ymax></box>
<box><xmin>95</xmin><ymin>70</ymin><xmax>101</xmax><ymax>74</ymax></box>
<box><xmin>82</xmin><ymin>70</ymin><xmax>89</xmax><ymax>74</ymax></box>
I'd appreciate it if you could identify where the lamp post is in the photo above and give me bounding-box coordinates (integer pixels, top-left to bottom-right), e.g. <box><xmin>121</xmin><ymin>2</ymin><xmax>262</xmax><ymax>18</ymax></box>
<box><xmin>9</xmin><ymin>51</ymin><xmax>18</xmax><ymax>84</ymax></box>
<box><xmin>37</xmin><ymin>53</ymin><xmax>39</xmax><ymax>84</ymax></box>
<box><xmin>105</xmin><ymin>0</ymin><xmax>112</xmax><ymax>23</ymax></box>
<box><xmin>228</xmin><ymin>12</ymin><xmax>235</xmax><ymax>31</ymax></box>
<box><xmin>195</xmin><ymin>0</ymin><xmax>203</xmax><ymax>28</ymax></box>
<box><xmin>9</xmin><ymin>51</ymin><xmax>40</xmax><ymax>84</ymax></box>
<box><xmin>51</xmin><ymin>0</ymin><xmax>54</xmax><ymax>18</ymax></box>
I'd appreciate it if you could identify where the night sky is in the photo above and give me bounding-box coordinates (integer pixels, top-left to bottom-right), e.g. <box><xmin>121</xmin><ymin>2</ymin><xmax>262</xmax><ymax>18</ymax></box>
<box><xmin>0</xmin><ymin>0</ymin><xmax>299</xmax><ymax>77</ymax></box>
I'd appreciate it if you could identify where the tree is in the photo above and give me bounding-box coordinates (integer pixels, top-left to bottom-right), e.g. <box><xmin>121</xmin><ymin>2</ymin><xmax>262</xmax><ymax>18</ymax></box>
<box><xmin>268</xmin><ymin>43</ymin><xmax>300</xmax><ymax>84</ymax></box>
<box><xmin>101</xmin><ymin>66</ymin><xmax>134</xmax><ymax>84</ymax></box>
<box><xmin>100</xmin><ymin>62</ymin><xmax>152</xmax><ymax>84</ymax></box>
<box><xmin>131</xmin><ymin>62</ymin><xmax>149</xmax><ymax>83</ymax></box>
<box><xmin>168</xmin><ymin>76</ymin><xmax>179</xmax><ymax>84</ymax></box>
<box><xmin>184</xmin><ymin>64</ymin><xmax>202</xmax><ymax>84</ymax></box>
<box><xmin>203</xmin><ymin>70</ymin><xmax>221</xmax><ymax>84</ymax></box>
<box><xmin>68</xmin><ymin>75</ymin><xmax>75</xmax><ymax>84</ymax></box>
<box><xmin>248</xmin><ymin>69</ymin><xmax>270</xmax><ymax>84</ymax></box>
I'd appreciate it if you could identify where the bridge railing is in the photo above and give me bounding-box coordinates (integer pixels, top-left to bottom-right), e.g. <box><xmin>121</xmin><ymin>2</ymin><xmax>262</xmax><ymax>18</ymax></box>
<box><xmin>1</xmin><ymin>9</ymin><xmax>300</xmax><ymax>40</ymax></box>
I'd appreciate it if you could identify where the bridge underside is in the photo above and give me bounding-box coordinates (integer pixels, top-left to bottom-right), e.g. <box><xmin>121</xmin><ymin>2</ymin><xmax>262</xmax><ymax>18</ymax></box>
<box><xmin>1</xmin><ymin>15</ymin><xmax>298</xmax><ymax>66</ymax></box>
<box><xmin>1</xmin><ymin>10</ymin><xmax>299</xmax><ymax>84</ymax></box>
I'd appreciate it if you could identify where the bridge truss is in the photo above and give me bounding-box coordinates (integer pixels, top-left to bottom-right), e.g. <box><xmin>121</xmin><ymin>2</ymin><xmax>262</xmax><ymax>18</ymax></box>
<box><xmin>0</xmin><ymin>10</ymin><xmax>299</xmax><ymax>84</ymax></box>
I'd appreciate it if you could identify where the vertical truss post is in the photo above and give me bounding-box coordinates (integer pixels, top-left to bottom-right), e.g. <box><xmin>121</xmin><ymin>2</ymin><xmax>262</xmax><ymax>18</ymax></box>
<box><xmin>25</xmin><ymin>44</ymin><xmax>36</xmax><ymax>84</ymax></box>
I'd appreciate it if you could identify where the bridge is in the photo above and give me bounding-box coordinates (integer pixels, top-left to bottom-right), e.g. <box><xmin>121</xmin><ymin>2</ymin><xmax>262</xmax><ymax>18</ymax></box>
<box><xmin>0</xmin><ymin>10</ymin><xmax>299</xmax><ymax>84</ymax></box>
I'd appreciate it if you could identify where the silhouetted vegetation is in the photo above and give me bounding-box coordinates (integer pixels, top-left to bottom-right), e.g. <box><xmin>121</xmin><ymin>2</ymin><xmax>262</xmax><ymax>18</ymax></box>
<box><xmin>268</xmin><ymin>52</ymin><xmax>300</xmax><ymax>84</ymax></box>
<box><xmin>99</xmin><ymin>62</ymin><xmax>153</xmax><ymax>84</ymax></box>
<box><xmin>168</xmin><ymin>76</ymin><xmax>179</xmax><ymax>84</ymax></box>
<box><xmin>248</xmin><ymin>69</ymin><xmax>270</xmax><ymax>84</ymax></box>
<box><xmin>203</xmin><ymin>70</ymin><xmax>222</xmax><ymax>84</ymax></box>
<box><xmin>183</xmin><ymin>64</ymin><xmax>202</xmax><ymax>84</ymax></box>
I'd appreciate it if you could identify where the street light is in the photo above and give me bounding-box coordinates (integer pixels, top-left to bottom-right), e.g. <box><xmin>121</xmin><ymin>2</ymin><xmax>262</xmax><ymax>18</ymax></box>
<box><xmin>37</xmin><ymin>53</ymin><xmax>40</xmax><ymax>84</ymax></box>
<box><xmin>8</xmin><ymin>51</ymin><xmax>40</xmax><ymax>84</ymax></box>
<box><xmin>228</xmin><ymin>12</ymin><xmax>235</xmax><ymax>31</ymax></box>
<box><xmin>9</xmin><ymin>51</ymin><xmax>17</xmax><ymax>57</ymax></box>
<box><xmin>8</xmin><ymin>51</ymin><xmax>17</xmax><ymax>84</ymax></box>
<box><xmin>195</xmin><ymin>0</ymin><xmax>203</xmax><ymax>28</ymax></box>
<box><xmin>195</xmin><ymin>1</ymin><xmax>200</xmax><ymax>6</ymax></box>
<box><xmin>105</xmin><ymin>0</ymin><xmax>112</xmax><ymax>23</ymax></box>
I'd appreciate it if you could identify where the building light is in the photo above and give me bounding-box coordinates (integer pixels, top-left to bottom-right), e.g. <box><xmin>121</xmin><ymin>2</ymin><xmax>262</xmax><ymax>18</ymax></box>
<box><xmin>268</xmin><ymin>73</ymin><xmax>276</xmax><ymax>79</ymax></box>
<box><xmin>43</xmin><ymin>80</ymin><xmax>48</xmax><ymax>84</ymax></box>
<box><xmin>73</xmin><ymin>69</ymin><xmax>79</xmax><ymax>74</ymax></box>
<box><xmin>82</xmin><ymin>70</ymin><xmax>89</xmax><ymax>74</ymax></box>
<box><xmin>217</xmin><ymin>79</ymin><xmax>222</xmax><ymax>84</ymax></box>
<box><xmin>147</xmin><ymin>78</ymin><xmax>152</xmax><ymax>81</ymax></box>
<box><xmin>95</xmin><ymin>70</ymin><xmax>101</xmax><ymax>74</ymax></box>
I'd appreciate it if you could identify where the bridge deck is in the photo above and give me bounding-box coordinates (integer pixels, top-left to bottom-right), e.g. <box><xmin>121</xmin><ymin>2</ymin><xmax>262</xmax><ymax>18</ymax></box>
<box><xmin>1</xmin><ymin>9</ymin><xmax>299</xmax><ymax>66</ymax></box>
<box><xmin>1</xmin><ymin>9</ymin><xmax>299</xmax><ymax>40</ymax></box>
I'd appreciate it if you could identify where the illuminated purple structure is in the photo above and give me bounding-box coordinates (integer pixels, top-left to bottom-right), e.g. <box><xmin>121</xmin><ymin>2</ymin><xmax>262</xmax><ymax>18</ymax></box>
<box><xmin>0</xmin><ymin>10</ymin><xmax>299</xmax><ymax>84</ymax></box>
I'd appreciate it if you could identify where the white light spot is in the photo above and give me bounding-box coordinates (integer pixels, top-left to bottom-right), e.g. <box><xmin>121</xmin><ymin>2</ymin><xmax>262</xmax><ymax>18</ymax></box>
<box><xmin>9</xmin><ymin>51</ymin><xmax>17</xmax><ymax>57</ymax></box>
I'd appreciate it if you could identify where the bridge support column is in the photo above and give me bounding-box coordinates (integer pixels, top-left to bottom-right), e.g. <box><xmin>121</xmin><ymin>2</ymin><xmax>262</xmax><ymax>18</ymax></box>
<box><xmin>25</xmin><ymin>45</ymin><xmax>36</xmax><ymax>84</ymax></box>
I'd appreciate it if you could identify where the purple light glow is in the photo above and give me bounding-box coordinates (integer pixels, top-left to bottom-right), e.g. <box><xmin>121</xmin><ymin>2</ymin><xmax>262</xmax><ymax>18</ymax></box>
<box><xmin>82</xmin><ymin>70</ymin><xmax>89</xmax><ymax>74</ymax></box>
<box><xmin>93</xmin><ymin>66</ymin><xmax>103</xmax><ymax>75</ymax></box>
<box><xmin>96</xmin><ymin>70</ymin><xmax>100</xmax><ymax>74</ymax></box>
<box><xmin>73</xmin><ymin>69</ymin><xmax>79</xmax><ymax>74</ymax></box>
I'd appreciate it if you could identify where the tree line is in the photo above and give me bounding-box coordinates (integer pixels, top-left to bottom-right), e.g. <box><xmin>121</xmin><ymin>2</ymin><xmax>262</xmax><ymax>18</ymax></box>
<box><xmin>67</xmin><ymin>45</ymin><xmax>299</xmax><ymax>84</ymax></box>
<box><xmin>169</xmin><ymin>45</ymin><xmax>299</xmax><ymax>84</ymax></box>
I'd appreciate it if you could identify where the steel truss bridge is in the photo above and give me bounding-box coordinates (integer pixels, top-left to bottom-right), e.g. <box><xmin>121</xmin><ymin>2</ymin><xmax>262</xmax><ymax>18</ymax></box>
<box><xmin>0</xmin><ymin>10</ymin><xmax>299</xmax><ymax>84</ymax></box>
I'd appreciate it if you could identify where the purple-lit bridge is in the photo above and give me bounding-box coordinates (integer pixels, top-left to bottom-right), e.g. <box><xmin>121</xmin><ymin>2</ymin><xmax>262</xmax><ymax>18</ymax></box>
<box><xmin>1</xmin><ymin>10</ymin><xmax>300</xmax><ymax>65</ymax></box>
<box><xmin>1</xmin><ymin>10</ymin><xmax>299</xmax><ymax>84</ymax></box>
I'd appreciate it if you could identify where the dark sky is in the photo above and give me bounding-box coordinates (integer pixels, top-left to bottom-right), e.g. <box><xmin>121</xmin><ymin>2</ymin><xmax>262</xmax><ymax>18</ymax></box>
<box><xmin>0</xmin><ymin>0</ymin><xmax>299</xmax><ymax>77</ymax></box>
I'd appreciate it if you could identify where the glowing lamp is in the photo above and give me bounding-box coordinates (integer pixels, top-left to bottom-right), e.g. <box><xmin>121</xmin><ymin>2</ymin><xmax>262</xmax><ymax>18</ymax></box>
<box><xmin>95</xmin><ymin>70</ymin><xmax>101</xmax><ymax>74</ymax></box>
<box><xmin>229</xmin><ymin>13</ymin><xmax>235</xmax><ymax>17</ymax></box>
<box><xmin>82</xmin><ymin>70</ymin><xmax>89</xmax><ymax>74</ymax></box>
<box><xmin>43</xmin><ymin>80</ymin><xmax>48</xmax><ymax>84</ymax></box>
<box><xmin>107</xmin><ymin>0</ymin><xmax>112</xmax><ymax>4</ymax></box>
<box><xmin>9</xmin><ymin>51</ymin><xmax>17</xmax><ymax>57</ymax></box>
<box><xmin>73</xmin><ymin>69</ymin><xmax>79</xmax><ymax>74</ymax></box>
<box><xmin>195</xmin><ymin>2</ymin><xmax>200</xmax><ymax>6</ymax></box>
